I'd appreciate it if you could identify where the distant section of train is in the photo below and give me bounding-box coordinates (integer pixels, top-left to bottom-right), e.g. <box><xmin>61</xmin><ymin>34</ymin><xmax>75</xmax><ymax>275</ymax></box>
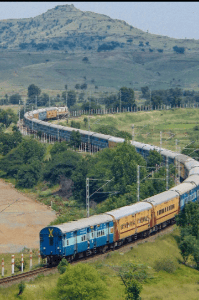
<box><xmin>23</xmin><ymin>107</ymin><xmax>199</xmax><ymax>264</ymax></box>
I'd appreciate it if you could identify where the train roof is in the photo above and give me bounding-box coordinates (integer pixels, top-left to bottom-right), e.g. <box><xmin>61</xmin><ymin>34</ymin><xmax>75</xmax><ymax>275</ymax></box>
<box><xmin>51</xmin><ymin>214</ymin><xmax>113</xmax><ymax>233</ymax></box>
<box><xmin>160</xmin><ymin>149</ymin><xmax>179</xmax><ymax>159</ymax></box>
<box><xmin>131</xmin><ymin>141</ymin><xmax>145</xmax><ymax>149</ymax></box>
<box><xmin>189</xmin><ymin>167</ymin><xmax>199</xmax><ymax>176</ymax></box>
<box><xmin>184</xmin><ymin>175</ymin><xmax>199</xmax><ymax>186</ymax></box>
<box><xmin>170</xmin><ymin>182</ymin><xmax>196</xmax><ymax>195</ymax></box>
<box><xmin>143</xmin><ymin>190</ymin><xmax>178</xmax><ymax>206</ymax></box>
<box><xmin>184</xmin><ymin>159</ymin><xmax>199</xmax><ymax>171</ymax></box>
<box><xmin>92</xmin><ymin>133</ymin><xmax>112</xmax><ymax>139</ymax></box>
<box><xmin>108</xmin><ymin>136</ymin><xmax>125</xmax><ymax>143</ymax></box>
<box><xmin>175</xmin><ymin>154</ymin><xmax>191</xmax><ymax>164</ymax></box>
<box><xmin>78</xmin><ymin>129</ymin><xmax>96</xmax><ymax>136</ymax></box>
<box><xmin>106</xmin><ymin>202</ymin><xmax>152</xmax><ymax>220</ymax></box>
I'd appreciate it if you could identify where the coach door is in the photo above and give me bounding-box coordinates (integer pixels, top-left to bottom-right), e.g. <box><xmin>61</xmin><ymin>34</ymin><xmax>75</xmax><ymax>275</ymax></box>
<box><xmin>74</xmin><ymin>231</ymin><xmax>77</xmax><ymax>253</ymax></box>
<box><xmin>89</xmin><ymin>227</ymin><xmax>94</xmax><ymax>249</ymax></box>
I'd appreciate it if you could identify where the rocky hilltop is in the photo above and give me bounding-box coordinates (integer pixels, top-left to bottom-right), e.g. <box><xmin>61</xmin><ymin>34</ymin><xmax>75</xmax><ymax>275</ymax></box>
<box><xmin>0</xmin><ymin>4</ymin><xmax>198</xmax><ymax>53</ymax></box>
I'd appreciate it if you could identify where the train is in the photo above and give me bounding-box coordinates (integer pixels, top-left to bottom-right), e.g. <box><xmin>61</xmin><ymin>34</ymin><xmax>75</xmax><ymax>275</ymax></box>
<box><xmin>23</xmin><ymin>107</ymin><xmax>199</xmax><ymax>263</ymax></box>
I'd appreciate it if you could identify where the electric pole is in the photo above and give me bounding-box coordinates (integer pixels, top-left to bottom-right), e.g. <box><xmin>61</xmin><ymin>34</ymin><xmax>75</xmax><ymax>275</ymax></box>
<box><xmin>86</xmin><ymin>178</ymin><xmax>89</xmax><ymax>217</ymax></box>
<box><xmin>160</xmin><ymin>131</ymin><xmax>162</xmax><ymax>149</ymax></box>
<box><xmin>132</xmin><ymin>124</ymin><xmax>134</xmax><ymax>142</ymax></box>
<box><xmin>137</xmin><ymin>165</ymin><xmax>140</xmax><ymax>202</ymax></box>
<box><xmin>120</xmin><ymin>89</ymin><xmax>121</xmax><ymax>113</ymax></box>
<box><xmin>166</xmin><ymin>156</ymin><xmax>169</xmax><ymax>190</ymax></box>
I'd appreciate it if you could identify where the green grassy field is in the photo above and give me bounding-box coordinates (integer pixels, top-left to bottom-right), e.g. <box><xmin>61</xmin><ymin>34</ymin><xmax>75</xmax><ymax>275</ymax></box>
<box><xmin>60</xmin><ymin>107</ymin><xmax>199</xmax><ymax>152</ymax></box>
<box><xmin>1</xmin><ymin>228</ymin><xmax>199</xmax><ymax>300</ymax></box>
<box><xmin>1</xmin><ymin>49</ymin><xmax>199</xmax><ymax>99</ymax></box>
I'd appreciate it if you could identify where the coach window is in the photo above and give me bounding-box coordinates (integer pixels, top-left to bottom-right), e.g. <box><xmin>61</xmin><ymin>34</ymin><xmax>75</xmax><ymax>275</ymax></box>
<box><xmin>67</xmin><ymin>240</ymin><xmax>69</xmax><ymax>246</ymax></box>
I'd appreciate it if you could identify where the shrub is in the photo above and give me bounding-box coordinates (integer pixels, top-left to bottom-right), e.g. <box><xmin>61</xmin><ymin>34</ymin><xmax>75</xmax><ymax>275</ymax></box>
<box><xmin>15</xmin><ymin>258</ymin><xmax>27</xmax><ymax>271</ymax></box>
<box><xmin>173</xmin><ymin>46</ymin><xmax>185</xmax><ymax>54</ymax></box>
<box><xmin>18</xmin><ymin>281</ymin><xmax>26</xmax><ymax>295</ymax></box>
<box><xmin>58</xmin><ymin>258</ymin><xmax>69</xmax><ymax>274</ymax></box>
<box><xmin>154</xmin><ymin>257</ymin><xmax>177</xmax><ymax>273</ymax></box>
<box><xmin>157</xmin><ymin>49</ymin><xmax>163</xmax><ymax>53</ymax></box>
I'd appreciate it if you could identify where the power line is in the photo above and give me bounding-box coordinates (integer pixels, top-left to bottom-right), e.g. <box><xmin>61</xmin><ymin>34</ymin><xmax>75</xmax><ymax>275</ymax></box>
<box><xmin>0</xmin><ymin>198</ymin><xmax>19</xmax><ymax>214</ymax></box>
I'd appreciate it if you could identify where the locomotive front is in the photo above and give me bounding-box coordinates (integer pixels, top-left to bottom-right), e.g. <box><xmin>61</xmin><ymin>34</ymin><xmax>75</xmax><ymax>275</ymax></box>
<box><xmin>40</xmin><ymin>226</ymin><xmax>63</xmax><ymax>264</ymax></box>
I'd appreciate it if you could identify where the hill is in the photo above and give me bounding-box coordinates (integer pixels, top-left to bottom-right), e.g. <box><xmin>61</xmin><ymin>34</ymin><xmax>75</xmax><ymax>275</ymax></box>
<box><xmin>1</xmin><ymin>4</ymin><xmax>199</xmax><ymax>96</ymax></box>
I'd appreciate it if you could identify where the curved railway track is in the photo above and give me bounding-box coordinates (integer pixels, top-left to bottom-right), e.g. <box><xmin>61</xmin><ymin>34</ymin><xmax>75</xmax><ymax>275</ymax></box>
<box><xmin>0</xmin><ymin>223</ymin><xmax>175</xmax><ymax>287</ymax></box>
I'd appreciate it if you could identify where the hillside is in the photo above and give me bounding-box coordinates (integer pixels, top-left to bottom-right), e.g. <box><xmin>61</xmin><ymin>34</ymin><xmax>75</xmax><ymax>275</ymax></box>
<box><xmin>1</xmin><ymin>4</ymin><xmax>199</xmax><ymax>96</ymax></box>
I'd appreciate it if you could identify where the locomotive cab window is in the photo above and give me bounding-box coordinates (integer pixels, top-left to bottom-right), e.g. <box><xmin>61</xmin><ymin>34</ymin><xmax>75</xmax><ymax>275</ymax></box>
<box><xmin>49</xmin><ymin>237</ymin><xmax>53</xmax><ymax>246</ymax></box>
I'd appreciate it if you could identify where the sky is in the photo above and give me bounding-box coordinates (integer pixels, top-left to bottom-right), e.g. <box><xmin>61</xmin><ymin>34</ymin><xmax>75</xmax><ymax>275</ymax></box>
<box><xmin>0</xmin><ymin>2</ymin><xmax>198</xmax><ymax>40</ymax></box>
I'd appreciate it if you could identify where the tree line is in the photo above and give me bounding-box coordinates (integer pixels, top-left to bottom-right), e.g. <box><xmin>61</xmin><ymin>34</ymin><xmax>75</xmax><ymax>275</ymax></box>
<box><xmin>141</xmin><ymin>87</ymin><xmax>199</xmax><ymax>109</ymax></box>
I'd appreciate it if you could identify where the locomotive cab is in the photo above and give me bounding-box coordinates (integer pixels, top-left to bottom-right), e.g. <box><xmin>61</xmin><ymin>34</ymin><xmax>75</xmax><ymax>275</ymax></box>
<box><xmin>40</xmin><ymin>226</ymin><xmax>63</xmax><ymax>264</ymax></box>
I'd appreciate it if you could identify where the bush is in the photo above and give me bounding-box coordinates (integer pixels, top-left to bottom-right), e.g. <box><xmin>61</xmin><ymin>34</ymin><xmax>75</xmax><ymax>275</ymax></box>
<box><xmin>154</xmin><ymin>257</ymin><xmax>177</xmax><ymax>273</ymax></box>
<box><xmin>58</xmin><ymin>258</ymin><xmax>69</xmax><ymax>274</ymax></box>
<box><xmin>15</xmin><ymin>258</ymin><xmax>27</xmax><ymax>271</ymax></box>
<box><xmin>157</xmin><ymin>49</ymin><xmax>163</xmax><ymax>53</ymax></box>
<box><xmin>173</xmin><ymin>46</ymin><xmax>185</xmax><ymax>54</ymax></box>
<box><xmin>18</xmin><ymin>281</ymin><xmax>26</xmax><ymax>295</ymax></box>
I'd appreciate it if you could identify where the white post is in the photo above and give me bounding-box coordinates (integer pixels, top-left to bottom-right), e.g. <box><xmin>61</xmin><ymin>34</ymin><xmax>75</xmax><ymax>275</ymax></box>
<box><xmin>38</xmin><ymin>250</ymin><xmax>40</xmax><ymax>264</ymax></box>
<box><xmin>30</xmin><ymin>249</ymin><xmax>32</xmax><ymax>270</ymax></box>
<box><xmin>137</xmin><ymin>165</ymin><xmax>140</xmax><ymax>202</ymax></box>
<box><xmin>2</xmin><ymin>258</ymin><xmax>4</xmax><ymax>277</ymax></box>
<box><xmin>11</xmin><ymin>255</ymin><xmax>14</xmax><ymax>274</ymax></box>
<box><xmin>21</xmin><ymin>253</ymin><xmax>24</xmax><ymax>272</ymax></box>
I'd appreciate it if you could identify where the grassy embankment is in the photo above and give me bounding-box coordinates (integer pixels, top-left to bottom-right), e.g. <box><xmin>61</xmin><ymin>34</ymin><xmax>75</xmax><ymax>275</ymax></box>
<box><xmin>1</xmin><ymin>228</ymin><xmax>199</xmax><ymax>299</ymax></box>
<box><xmin>58</xmin><ymin>107</ymin><xmax>199</xmax><ymax>152</ymax></box>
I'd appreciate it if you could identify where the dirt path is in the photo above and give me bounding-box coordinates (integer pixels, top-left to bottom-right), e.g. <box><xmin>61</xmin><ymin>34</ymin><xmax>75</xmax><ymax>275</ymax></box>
<box><xmin>0</xmin><ymin>179</ymin><xmax>56</xmax><ymax>253</ymax></box>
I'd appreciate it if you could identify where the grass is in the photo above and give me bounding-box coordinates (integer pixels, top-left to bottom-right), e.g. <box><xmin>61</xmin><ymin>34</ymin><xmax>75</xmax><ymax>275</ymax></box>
<box><xmin>1</xmin><ymin>228</ymin><xmax>199</xmax><ymax>299</ymax></box>
<box><xmin>59</xmin><ymin>107</ymin><xmax>199</xmax><ymax>151</ymax></box>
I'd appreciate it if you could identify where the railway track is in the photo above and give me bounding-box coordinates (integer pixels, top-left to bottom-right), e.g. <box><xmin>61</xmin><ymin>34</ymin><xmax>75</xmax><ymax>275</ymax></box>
<box><xmin>0</xmin><ymin>266</ymin><xmax>57</xmax><ymax>287</ymax></box>
<box><xmin>0</xmin><ymin>224</ymin><xmax>175</xmax><ymax>287</ymax></box>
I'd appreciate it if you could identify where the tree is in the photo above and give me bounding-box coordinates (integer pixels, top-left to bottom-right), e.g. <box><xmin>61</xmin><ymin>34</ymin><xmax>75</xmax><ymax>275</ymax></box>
<box><xmin>0</xmin><ymin>137</ymin><xmax>45</xmax><ymax>177</ymax></box>
<box><xmin>119</xmin><ymin>262</ymin><xmax>144</xmax><ymax>300</ymax></box>
<box><xmin>173</xmin><ymin>46</ymin><xmax>185</xmax><ymax>54</ymax></box>
<box><xmin>9</xmin><ymin>93</ymin><xmax>21</xmax><ymax>105</ymax></box>
<box><xmin>57</xmin><ymin>263</ymin><xmax>107</xmax><ymax>300</ymax></box>
<box><xmin>80</xmin><ymin>83</ymin><xmax>87</xmax><ymax>90</ymax></box>
<box><xmin>147</xmin><ymin>150</ymin><xmax>162</xmax><ymax>168</ymax></box>
<box><xmin>65</xmin><ymin>84</ymin><xmax>68</xmax><ymax>90</ymax></box>
<box><xmin>82</xmin><ymin>56</ymin><xmax>89</xmax><ymax>62</ymax></box>
<box><xmin>179</xmin><ymin>232</ymin><xmax>197</xmax><ymax>264</ymax></box>
<box><xmin>75</xmin><ymin>84</ymin><xmax>80</xmax><ymax>89</ymax></box>
<box><xmin>50</xmin><ymin>141</ymin><xmax>68</xmax><ymax>157</ymax></box>
<box><xmin>43</xmin><ymin>150</ymin><xmax>80</xmax><ymax>185</ymax></box>
<box><xmin>69</xmin><ymin>131</ymin><xmax>81</xmax><ymax>148</ymax></box>
<box><xmin>141</xmin><ymin>86</ymin><xmax>150</xmax><ymax>99</ymax></box>
<box><xmin>27</xmin><ymin>84</ymin><xmax>41</xmax><ymax>98</ymax></box>
<box><xmin>38</xmin><ymin>93</ymin><xmax>49</xmax><ymax>107</ymax></box>
<box><xmin>16</xmin><ymin>159</ymin><xmax>42</xmax><ymax>188</ymax></box>
<box><xmin>67</xmin><ymin>91</ymin><xmax>76</xmax><ymax>108</ymax></box>
<box><xmin>62</xmin><ymin>91</ymin><xmax>67</xmax><ymax>101</ymax></box>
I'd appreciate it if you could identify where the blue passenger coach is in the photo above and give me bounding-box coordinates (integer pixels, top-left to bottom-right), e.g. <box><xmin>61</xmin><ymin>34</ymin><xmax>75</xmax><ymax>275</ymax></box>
<box><xmin>40</xmin><ymin>214</ymin><xmax>114</xmax><ymax>262</ymax></box>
